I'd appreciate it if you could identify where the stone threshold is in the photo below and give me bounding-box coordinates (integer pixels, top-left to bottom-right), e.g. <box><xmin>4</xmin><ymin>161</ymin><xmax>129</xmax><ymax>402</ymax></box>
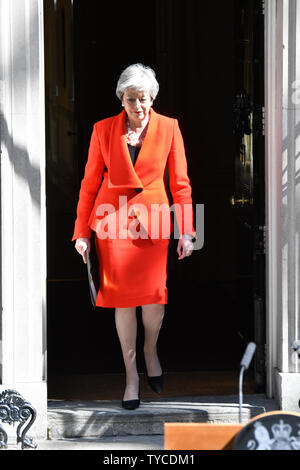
<box><xmin>47</xmin><ymin>394</ymin><xmax>277</xmax><ymax>439</ymax></box>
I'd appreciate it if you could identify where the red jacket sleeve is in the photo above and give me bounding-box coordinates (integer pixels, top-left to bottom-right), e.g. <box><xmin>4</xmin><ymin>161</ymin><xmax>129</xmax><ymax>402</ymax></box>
<box><xmin>167</xmin><ymin>119</ymin><xmax>197</xmax><ymax>240</ymax></box>
<box><xmin>71</xmin><ymin>124</ymin><xmax>105</xmax><ymax>241</ymax></box>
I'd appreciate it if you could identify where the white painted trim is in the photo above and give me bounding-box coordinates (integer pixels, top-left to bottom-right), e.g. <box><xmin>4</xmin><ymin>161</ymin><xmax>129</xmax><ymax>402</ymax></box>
<box><xmin>37</xmin><ymin>0</ymin><xmax>47</xmax><ymax>383</ymax></box>
<box><xmin>264</xmin><ymin>0</ymin><xmax>283</xmax><ymax>397</ymax></box>
<box><xmin>274</xmin><ymin>368</ymin><xmax>300</xmax><ymax>411</ymax></box>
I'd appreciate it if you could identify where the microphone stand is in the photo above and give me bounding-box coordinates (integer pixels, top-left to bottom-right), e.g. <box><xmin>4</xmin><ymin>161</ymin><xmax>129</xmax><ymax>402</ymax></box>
<box><xmin>238</xmin><ymin>342</ymin><xmax>256</xmax><ymax>424</ymax></box>
<box><xmin>238</xmin><ymin>365</ymin><xmax>246</xmax><ymax>424</ymax></box>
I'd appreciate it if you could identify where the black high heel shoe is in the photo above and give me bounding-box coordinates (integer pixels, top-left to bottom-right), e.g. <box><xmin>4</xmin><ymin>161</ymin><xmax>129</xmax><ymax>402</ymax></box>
<box><xmin>146</xmin><ymin>372</ymin><xmax>163</xmax><ymax>394</ymax></box>
<box><xmin>122</xmin><ymin>385</ymin><xmax>140</xmax><ymax>410</ymax></box>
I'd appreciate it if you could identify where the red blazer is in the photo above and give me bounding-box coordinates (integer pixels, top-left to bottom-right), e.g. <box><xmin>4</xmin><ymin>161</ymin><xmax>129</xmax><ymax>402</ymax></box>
<box><xmin>71</xmin><ymin>108</ymin><xmax>196</xmax><ymax>243</ymax></box>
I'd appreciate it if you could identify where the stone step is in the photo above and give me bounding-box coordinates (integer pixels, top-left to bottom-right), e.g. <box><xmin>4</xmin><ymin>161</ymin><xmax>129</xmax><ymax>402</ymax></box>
<box><xmin>47</xmin><ymin>394</ymin><xmax>277</xmax><ymax>439</ymax></box>
<box><xmin>8</xmin><ymin>435</ymin><xmax>164</xmax><ymax>451</ymax></box>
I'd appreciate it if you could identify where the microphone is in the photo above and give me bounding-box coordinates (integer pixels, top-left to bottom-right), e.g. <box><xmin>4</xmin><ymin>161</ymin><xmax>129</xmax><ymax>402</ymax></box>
<box><xmin>240</xmin><ymin>342</ymin><xmax>257</xmax><ymax>370</ymax></box>
<box><xmin>238</xmin><ymin>342</ymin><xmax>256</xmax><ymax>423</ymax></box>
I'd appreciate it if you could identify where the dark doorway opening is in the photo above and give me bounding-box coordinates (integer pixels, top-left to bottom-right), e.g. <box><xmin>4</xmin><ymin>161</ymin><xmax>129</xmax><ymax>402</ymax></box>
<box><xmin>45</xmin><ymin>0</ymin><xmax>265</xmax><ymax>399</ymax></box>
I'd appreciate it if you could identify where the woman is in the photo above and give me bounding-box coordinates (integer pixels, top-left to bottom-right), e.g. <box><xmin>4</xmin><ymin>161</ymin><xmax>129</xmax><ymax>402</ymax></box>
<box><xmin>72</xmin><ymin>64</ymin><xmax>196</xmax><ymax>410</ymax></box>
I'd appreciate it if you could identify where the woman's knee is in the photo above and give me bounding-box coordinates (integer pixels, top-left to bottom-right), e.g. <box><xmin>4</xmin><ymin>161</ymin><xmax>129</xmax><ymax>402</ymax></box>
<box><xmin>141</xmin><ymin>304</ymin><xmax>165</xmax><ymax>324</ymax></box>
<box><xmin>141</xmin><ymin>303</ymin><xmax>165</xmax><ymax>314</ymax></box>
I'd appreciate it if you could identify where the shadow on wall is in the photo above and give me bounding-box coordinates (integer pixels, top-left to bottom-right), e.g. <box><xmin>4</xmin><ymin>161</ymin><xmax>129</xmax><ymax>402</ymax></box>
<box><xmin>0</xmin><ymin>113</ymin><xmax>41</xmax><ymax>208</ymax></box>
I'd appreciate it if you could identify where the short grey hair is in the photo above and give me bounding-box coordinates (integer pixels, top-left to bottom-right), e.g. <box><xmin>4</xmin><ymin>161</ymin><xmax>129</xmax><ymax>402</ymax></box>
<box><xmin>116</xmin><ymin>63</ymin><xmax>159</xmax><ymax>101</ymax></box>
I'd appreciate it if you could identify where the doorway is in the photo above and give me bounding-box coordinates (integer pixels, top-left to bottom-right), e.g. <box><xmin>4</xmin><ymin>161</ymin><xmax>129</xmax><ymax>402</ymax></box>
<box><xmin>44</xmin><ymin>0</ymin><xmax>265</xmax><ymax>398</ymax></box>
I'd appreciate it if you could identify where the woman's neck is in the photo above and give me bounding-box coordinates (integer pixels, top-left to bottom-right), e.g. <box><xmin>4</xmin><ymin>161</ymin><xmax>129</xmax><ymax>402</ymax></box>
<box><xmin>127</xmin><ymin>113</ymin><xmax>149</xmax><ymax>132</ymax></box>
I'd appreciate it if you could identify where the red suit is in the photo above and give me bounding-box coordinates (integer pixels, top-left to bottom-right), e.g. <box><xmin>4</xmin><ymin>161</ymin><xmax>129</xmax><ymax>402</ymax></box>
<box><xmin>72</xmin><ymin>108</ymin><xmax>196</xmax><ymax>307</ymax></box>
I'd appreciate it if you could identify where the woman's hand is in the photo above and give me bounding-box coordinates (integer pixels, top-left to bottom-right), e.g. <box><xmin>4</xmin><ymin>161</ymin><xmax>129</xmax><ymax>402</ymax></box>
<box><xmin>177</xmin><ymin>234</ymin><xmax>194</xmax><ymax>260</ymax></box>
<box><xmin>75</xmin><ymin>237</ymin><xmax>90</xmax><ymax>264</ymax></box>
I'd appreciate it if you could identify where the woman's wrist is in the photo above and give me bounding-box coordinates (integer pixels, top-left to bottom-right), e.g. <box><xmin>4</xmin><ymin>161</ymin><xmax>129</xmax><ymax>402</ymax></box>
<box><xmin>181</xmin><ymin>233</ymin><xmax>194</xmax><ymax>241</ymax></box>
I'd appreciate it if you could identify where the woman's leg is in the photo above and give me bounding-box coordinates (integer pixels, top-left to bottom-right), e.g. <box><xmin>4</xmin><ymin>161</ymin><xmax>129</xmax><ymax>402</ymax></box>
<box><xmin>115</xmin><ymin>307</ymin><xmax>139</xmax><ymax>401</ymax></box>
<box><xmin>141</xmin><ymin>303</ymin><xmax>165</xmax><ymax>377</ymax></box>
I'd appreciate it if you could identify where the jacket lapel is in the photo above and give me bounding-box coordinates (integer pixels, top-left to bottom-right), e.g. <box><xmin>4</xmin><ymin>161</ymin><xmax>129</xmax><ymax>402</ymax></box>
<box><xmin>108</xmin><ymin>108</ymin><xmax>159</xmax><ymax>190</ymax></box>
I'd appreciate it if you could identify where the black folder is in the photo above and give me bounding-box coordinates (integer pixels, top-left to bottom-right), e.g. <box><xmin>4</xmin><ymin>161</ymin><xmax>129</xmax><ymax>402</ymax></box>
<box><xmin>85</xmin><ymin>232</ymin><xmax>100</xmax><ymax>307</ymax></box>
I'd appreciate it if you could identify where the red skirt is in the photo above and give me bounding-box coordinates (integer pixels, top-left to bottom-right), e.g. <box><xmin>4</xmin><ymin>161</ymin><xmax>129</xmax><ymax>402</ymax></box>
<box><xmin>94</xmin><ymin>235</ymin><xmax>170</xmax><ymax>308</ymax></box>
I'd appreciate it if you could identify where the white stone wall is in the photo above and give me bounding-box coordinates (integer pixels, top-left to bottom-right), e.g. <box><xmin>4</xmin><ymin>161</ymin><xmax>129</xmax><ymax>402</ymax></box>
<box><xmin>0</xmin><ymin>0</ymin><xmax>47</xmax><ymax>439</ymax></box>
<box><xmin>265</xmin><ymin>0</ymin><xmax>300</xmax><ymax>410</ymax></box>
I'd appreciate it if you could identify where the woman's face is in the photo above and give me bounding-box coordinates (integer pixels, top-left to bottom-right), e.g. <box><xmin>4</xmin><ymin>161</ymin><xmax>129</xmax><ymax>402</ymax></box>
<box><xmin>122</xmin><ymin>88</ymin><xmax>153</xmax><ymax>124</ymax></box>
